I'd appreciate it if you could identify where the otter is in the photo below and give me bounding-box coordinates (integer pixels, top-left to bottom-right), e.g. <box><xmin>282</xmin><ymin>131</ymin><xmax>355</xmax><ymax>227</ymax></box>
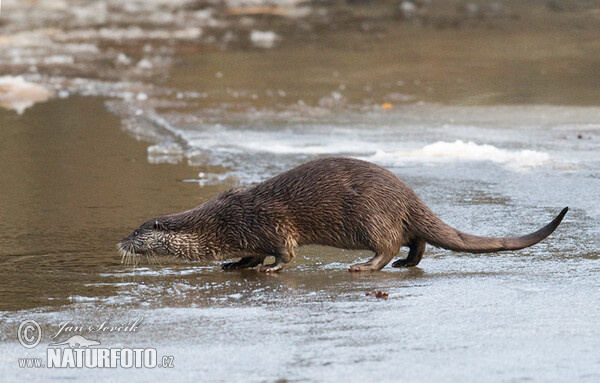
<box><xmin>118</xmin><ymin>157</ymin><xmax>568</xmax><ymax>272</ymax></box>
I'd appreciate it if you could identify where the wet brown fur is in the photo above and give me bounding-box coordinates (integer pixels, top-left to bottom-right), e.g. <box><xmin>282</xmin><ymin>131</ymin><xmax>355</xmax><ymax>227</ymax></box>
<box><xmin>118</xmin><ymin>157</ymin><xmax>568</xmax><ymax>272</ymax></box>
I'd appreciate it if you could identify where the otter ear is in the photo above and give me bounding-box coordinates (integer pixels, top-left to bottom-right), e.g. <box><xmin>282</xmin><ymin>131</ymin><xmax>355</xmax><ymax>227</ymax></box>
<box><xmin>153</xmin><ymin>220</ymin><xmax>169</xmax><ymax>231</ymax></box>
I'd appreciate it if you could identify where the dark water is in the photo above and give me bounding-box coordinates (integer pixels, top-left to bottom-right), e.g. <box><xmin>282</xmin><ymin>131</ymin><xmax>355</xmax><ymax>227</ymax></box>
<box><xmin>1</xmin><ymin>1</ymin><xmax>600</xmax><ymax>382</ymax></box>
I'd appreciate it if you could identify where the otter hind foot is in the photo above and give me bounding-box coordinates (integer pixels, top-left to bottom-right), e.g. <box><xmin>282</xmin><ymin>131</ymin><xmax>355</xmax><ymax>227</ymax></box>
<box><xmin>392</xmin><ymin>239</ymin><xmax>426</xmax><ymax>268</ymax></box>
<box><xmin>348</xmin><ymin>262</ymin><xmax>378</xmax><ymax>272</ymax></box>
<box><xmin>391</xmin><ymin>259</ymin><xmax>414</xmax><ymax>268</ymax></box>
<box><xmin>349</xmin><ymin>252</ymin><xmax>395</xmax><ymax>272</ymax></box>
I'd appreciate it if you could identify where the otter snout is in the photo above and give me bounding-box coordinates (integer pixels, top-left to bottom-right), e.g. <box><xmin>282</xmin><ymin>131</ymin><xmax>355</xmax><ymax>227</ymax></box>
<box><xmin>117</xmin><ymin>234</ymin><xmax>141</xmax><ymax>265</ymax></box>
<box><xmin>118</xmin><ymin>219</ymin><xmax>183</xmax><ymax>264</ymax></box>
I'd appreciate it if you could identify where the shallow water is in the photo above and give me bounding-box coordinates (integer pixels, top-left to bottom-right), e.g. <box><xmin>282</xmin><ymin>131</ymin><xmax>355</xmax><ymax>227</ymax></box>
<box><xmin>1</xmin><ymin>1</ymin><xmax>600</xmax><ymax>382</ymax></box>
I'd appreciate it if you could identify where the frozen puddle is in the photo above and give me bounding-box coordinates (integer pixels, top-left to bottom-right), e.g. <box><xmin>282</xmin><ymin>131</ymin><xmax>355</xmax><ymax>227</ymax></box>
<box><xmin>368</xmin><ymin>140</ymin><xmax>551</xmax><ymax>171</ymax></box>
<box><xmin>113</xmin><ymin>104</ymin><xmax>599</xmax><ymax>185</ymax></box>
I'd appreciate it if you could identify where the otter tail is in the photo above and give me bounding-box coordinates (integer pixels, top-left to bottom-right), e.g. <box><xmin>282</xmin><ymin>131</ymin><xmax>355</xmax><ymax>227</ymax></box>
<box><xmin>412</xmin><ymin>206</ymin><xmax>568</xmax><ymax>253</ymax></box>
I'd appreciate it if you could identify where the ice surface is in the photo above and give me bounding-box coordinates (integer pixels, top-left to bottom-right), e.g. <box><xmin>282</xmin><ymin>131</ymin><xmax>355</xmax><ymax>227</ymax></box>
<box><xmin>0</xmin><ymin>76</ymin><xmax>53</xmax><ymax>114</ymax></box>
<box><xmin>369</xmin><ymin>140</ymin><xmax>550</xmax><ymax>170</ymax></box>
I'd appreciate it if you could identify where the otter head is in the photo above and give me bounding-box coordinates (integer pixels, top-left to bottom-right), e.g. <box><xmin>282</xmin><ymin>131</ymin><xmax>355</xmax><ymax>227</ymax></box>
<box><xmin>117</xmin><ymin>215</ymin><xmax>210</xmax><ymax>264</ymax></box>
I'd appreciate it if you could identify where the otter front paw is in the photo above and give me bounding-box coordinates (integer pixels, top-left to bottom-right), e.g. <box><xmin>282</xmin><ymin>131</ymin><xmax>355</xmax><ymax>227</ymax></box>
<box><xmin>221</xmin><ymin>262</ymin><xmax>241</xmax><ymax>271</ymax></box>
<box><xmin>258</xmin><ymin>264</ymin><xmax>284</xmax><ymax>273</ymax></box>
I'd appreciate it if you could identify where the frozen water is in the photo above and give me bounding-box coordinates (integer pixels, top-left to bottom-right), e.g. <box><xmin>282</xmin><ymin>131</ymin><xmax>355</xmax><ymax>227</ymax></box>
<box><xmin>0</xmin><ymin>76</ymin><xmax>53</xmax><ymax>114</ymax></box>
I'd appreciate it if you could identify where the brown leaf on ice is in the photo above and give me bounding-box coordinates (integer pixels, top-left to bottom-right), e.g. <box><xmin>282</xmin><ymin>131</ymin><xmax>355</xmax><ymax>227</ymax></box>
<box><xmin>366</xmin><ymin>291</ymin><xmax>389</xmax><ymax>299</ymax></box>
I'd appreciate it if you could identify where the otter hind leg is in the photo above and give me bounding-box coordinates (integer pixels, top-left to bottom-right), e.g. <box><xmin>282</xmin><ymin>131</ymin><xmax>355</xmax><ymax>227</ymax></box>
<box><xmin>348</xmin><ymin>251</ymin><xmax>396</xmax><ymax>272</ymax></box>
<box><xmin>222</xmin><ymin>256</ymin><xmax>264</xmax><ymax>271</ymax></box>
<box><xmin>392</xmin><ymin>239</ymin><xmax>426</xmax><ymax>268</ymax></box>
<box><xmin>259</xmin><ymin>248</ymin><xmax>295</xmax><ymax>273</ymax></box>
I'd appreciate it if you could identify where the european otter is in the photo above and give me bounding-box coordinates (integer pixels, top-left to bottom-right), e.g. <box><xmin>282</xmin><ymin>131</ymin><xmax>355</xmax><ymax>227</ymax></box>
<box><xmin>118</xmin><ymin>157</ymin><xmax>568</xmax><ymax>272</ymax></box>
